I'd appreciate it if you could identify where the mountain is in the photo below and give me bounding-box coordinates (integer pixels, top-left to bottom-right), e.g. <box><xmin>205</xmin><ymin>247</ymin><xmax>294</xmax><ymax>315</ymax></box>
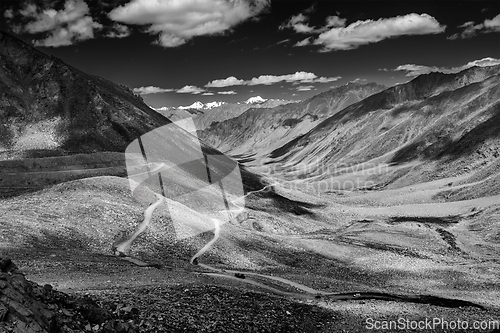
<box><xmin>245</xmin><ymin>96</ymin><xmax>267</xmax><ymax>104</ymax></box>
<box><xmin>0</xmin><ymin>30</ymin><xmax>170</xmax><ymax>156</ymax></box>
<box><xmin>193</xmin><ymin>98</ymin><xmax>298</xmax><ymax>130</ymax></box>
<box><xmin>262</xmin><ymin>65</ymin><xmax>500</xmax><ymax>192</ymax></box>
<box><xmin>199</xmin><ymin>82</ymin><xmax>386</xmax><ymax>160</ymax></box>
<box><xmin>151</xmin><ymin>98</ymin><xmax>298</xmax><ymax>130</ymax></box>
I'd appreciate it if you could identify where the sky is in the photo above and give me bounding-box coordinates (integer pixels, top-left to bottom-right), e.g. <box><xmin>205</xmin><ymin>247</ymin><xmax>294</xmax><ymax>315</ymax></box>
<box><xmin>1</xmin><ymin>0</ymin><xmax>499</xmax><ymax>108</ymax></box>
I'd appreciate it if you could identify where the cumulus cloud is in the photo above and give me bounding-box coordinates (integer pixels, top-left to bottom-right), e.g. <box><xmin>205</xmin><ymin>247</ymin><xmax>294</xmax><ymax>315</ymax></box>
<box><xmin>176</xmin><ymin>85</ymin><xmax>206</xmax><ymax>94</ymax></box>
<box><xmin>325</xmin><ymin>15</ymin><xmax>346</xmax><ymax>28</ymax></box>
<box><xmin>133</xmin><ymin>86</ymin><xmax>174</xmax><ymax>94</ymax></box>
<box><xmin>296</xmin><ymin>85</ymin><xmax>314</xmax><ymax>91</ymax></box>
<box><xmin>4</xmin><ymin>9</ymin><xmax>14</xmax><ymax>18</ymax></box>
<box><xmin>280</xmin><ymin>13</ymin><xmax>316</xmax><ymax>33</ymax></box>
<box><xmin>12</xmin><ymin>0</ymin><xmax>103</xmax><ymax>47</ymax></box>
<box><xmin>218</xmin><ymin>90</ymin><xmax>237</xmax><ymax>95</ymax></box>
<box><xmin>205</xmin><ymin>76</ymin><xmax>246</xmax><ymax>88</ymax></box>
<box><xmin>108</xmin><ymin>0</ymin><xmax>270</xmax><ymax>47</ymax></box>
<box><xmin>282</xmin><ymin>12</ymin><xmax>445</xmax><ymax>51</ymax></box>
<box><xmin>294</xmin><ymin>37</ymin><xmax>311</xmax><ymax>47</ymax></box>
<box><xmin>387</xmin><ymin>57</ymin><xmax>500</xmax><ymax>76</ymax></box>
<box><xmin>134</xmin><ymin>84</ymin><xmax>208</xmax><ymax>94</ymax></box>
<box><xmin>313</xmin><ymin>13</ymin><xmax>445</xmax><ymax>51</ymax></box>
<box><xmin>203</xmin><ymin>71</ymin><xmax>341</xmax><ymax>87</ymax></box>
<box><xmin>202</xmin><ymin>92</ymin><xmax>215</xmax><ymax>95</ymax></box>
<box><xmin>447</xmin><ymin>13</ymin><xmax>500</xmax><ymax>39</ymax></box>
<box><xmin>106</xmin><ymin>23</ymin><xmax>130</xmax><ymax>38</ymax></box>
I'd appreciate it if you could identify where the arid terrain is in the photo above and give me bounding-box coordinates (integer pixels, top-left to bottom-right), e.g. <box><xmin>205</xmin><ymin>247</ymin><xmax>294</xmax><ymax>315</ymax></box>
<box><xmin>1</xmin><ymin>28</ymin><xmax>500</xmax><ymax>333</ymax></box>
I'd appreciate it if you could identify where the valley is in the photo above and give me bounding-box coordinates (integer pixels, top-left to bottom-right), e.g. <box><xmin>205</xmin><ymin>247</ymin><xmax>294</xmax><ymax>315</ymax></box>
<box><xmin>1</xmin><ymin>16</ymin><xmax>500</xmax><ymax>333</ymax></box>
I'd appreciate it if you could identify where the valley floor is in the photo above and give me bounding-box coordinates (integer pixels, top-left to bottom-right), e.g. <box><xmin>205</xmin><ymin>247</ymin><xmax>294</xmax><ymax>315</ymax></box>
<box><xmin>1</xmin><ymin>155</ymin><xmax>500</xmax><ymax>332</ymax></box>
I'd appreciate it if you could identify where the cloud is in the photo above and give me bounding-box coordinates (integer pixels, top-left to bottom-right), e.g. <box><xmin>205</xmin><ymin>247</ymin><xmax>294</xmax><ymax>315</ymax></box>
<box><xmin>296</xmin><ymin>85</ymin><xmax>314</xmax><ymax>91</ymax></box>
<box><xmin>294</xmin><ymin>37</ymin><xmax>311</xmax><ymax>47</ymax></box>
<box><xmin>325</xmin><ymin>15</ymin><xmax>346</xmax><ymax>28</ymax></box>
<box><xmin>388</xmin><ymin>57</ymin><xmax>500</xmax><ymax>76</ymax></box>
<box><xmin>203</xmin><ymin>71</ymin><xmax>341</xmax><ymax>87</ymax></box>
<box><xmin>106</xmin><ymin>23</ymin><xmax>130</xmax><ymax>38</ymax></box>
<box><xmin>205</xmin><ymin>76</ymin><xmax>246</xmax><ymax>88</ymax></box>
<box><xmin>313</xmin><ymin>13</ymin><xmax>445</xmax><ymax>51</ymax></box>
<box><xmin>350</xmin><ymin>78</ymin><xmax>368</xmax><ymax>83</ymax></box>
<box><xmin>280</xmin><ymin>13</ymin><xmax>316</xmax><ymax>34</ymax></box>
<box><xmin>13</xmin><ymin>0</ymin><xmax>103</xmax><ymax>47</ymax></box>
<box><xmin>218</xmin><ymin>90</ymin><xmax>237</xmax><ymax>95</ymax></box>
<box><xmin>133</xmin><ymin>86</ymin><xmax>174</xmax><ymax>94</ymax></box>
<box><xmin>176</xmin><ymin>85</ymin><xmax>205</xmax><ymax>94</ymax></box>
<box><xmin>448</xmin><ymin>13</ymin><xmax>500</xmax><ymax>40</ymax></box>
<box><xmin>202</xmin><ymin>92</ymin><xmax>215</xmax><ymax>96</ymax></box>
<box><xmin>4</xmin><ymin>9</ymin><xmax>14</xmax><ymax>18</ymax></box>
<box><xmin>277</xmin><ymin>38</ymin><xmax>291</xmax><ymax>44</ymax></box>
<box><xmin>302</xmin><ymin>76</ymin><xmax>341</xmax><ymax>83</ymax></box>
<box><xmin>484</xmin><ymin>13</ymin><xmax>500</xmax><ymax>30</ymax></box>
<box><xmin>108</xmin><ymin>0</ymin><xmax>270</xmax><ymax>47</ymax></box>
<box><xmin>249</xmin><ymin>71</ymin><xmax>317</xmax><ymax>85</ymax></box>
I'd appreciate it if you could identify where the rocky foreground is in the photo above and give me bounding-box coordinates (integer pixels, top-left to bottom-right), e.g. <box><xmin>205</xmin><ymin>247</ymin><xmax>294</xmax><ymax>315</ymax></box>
<box><xmin>0</xmin><ymin>257</ymin><xmax>140</xmax><ymax>333</ymax></box>
<box><xmin>0</xmin><ymin>257</ymin><xmax>337</xmax><ymax>333</ymax></box>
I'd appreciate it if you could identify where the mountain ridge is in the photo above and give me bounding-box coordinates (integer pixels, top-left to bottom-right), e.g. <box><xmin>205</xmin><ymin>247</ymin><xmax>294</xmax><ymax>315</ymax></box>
<box><xmin>0</xmin><ymin>30</ymin><xmax>171</xmax><ymax>156</ymax></box>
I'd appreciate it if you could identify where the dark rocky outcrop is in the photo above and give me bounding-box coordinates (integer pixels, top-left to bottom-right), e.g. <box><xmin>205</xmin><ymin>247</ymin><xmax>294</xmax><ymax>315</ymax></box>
<box><xmin>0</xmin><ymin>30</ymin><xmax>170</xmax><ymax>155</ymax></box>
<box><xmin>0</xmin><ymin>257</ymin><xmax>138</xmax><ymax>333</ymax></box>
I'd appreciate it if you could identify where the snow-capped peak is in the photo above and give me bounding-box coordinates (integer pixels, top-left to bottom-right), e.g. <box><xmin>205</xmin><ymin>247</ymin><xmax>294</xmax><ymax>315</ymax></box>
<box><xmin>245</xmin><ymin>96</ymin><xmax>267</xmax><ymax>104</ymax></box>
<box><xmin>204</xmin><ymin>101</ymin><xmax>226</xmax><ymax>109</ymax></box>
<box><xmin>178</xmin><ymin>101</ymin><xmax>204</xmax><ymax>110</ymax></box>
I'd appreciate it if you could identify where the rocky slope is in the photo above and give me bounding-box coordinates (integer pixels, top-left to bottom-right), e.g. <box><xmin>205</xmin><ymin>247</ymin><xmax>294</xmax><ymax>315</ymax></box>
<box><xmin>0</xmin><ymin>30</ymin><xmax>170</xmax><ymax>156</ymax></box>
<box><xmin>264</xmin><ymin>65</ymin><xmax>500</xmax><ymax>191</ymax></box>
<box><xmin>199</xmin><ymin>82</ymin><xmax>386</xmax><ymax>159</ymax></box>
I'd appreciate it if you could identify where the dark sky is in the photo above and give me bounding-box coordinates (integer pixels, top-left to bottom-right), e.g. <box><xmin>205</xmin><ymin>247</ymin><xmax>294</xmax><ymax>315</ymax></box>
<box><xmin>1</xmin><ymin>0</ymin><xmax>499</xmax><ymax>107</ymax></box>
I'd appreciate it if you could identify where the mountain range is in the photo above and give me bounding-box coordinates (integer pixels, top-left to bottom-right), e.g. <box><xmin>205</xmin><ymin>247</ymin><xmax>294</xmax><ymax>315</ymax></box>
<box><xmin>152</xmin><ymin>96</ymin><xmax>298</xmax><ymax>130</ymax></box>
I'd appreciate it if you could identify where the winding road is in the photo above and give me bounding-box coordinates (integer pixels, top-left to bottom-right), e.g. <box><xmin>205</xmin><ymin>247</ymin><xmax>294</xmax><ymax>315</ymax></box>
<box><xmin>114</xmin><ymin>187</ymin><xmax>484</xmax><ymax>309</ymax></box>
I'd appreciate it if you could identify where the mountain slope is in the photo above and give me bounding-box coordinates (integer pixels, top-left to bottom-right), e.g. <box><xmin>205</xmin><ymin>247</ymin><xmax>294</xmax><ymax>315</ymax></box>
<box><xmin>265</xmin><ymin>65</ymin><xmax>500</xmax><ymax>191</ymax></box>
<box><xmin>0</xmin><ymin>30</ymin><xmax>170</xmax><ymax>155</ymax></box>
<box><xmin>199</xmin><ymin>83</ymin><xmax>386</xmax><ymax>160</ymax></box>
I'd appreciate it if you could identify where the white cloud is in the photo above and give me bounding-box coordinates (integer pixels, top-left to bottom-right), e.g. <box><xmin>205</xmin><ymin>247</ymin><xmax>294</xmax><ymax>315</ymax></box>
<box><xmin>248</xmin><ymin>71</ymin><xmax>316</xmax><ymax>85</ymax></box>
<box><xmin>484</xmin><ymin>13</ymin><xmax>500</xmax><ymax>30</ymax></box>
<box><xmin>4</xmin><ymin>9</ymin><xmax>14</xmax><ymax>18</ymax></box>
<box><xmin>133</xmin><ymin>86</ymin><xmax>174</xmax><ymax>94</ymax></box>
<box><xmin>302</xmin><ymin>76</ymin><xmax>341</xmax><ymax>83</ymax></box>
<box><xmin>296</xmin><ymin>85</ymin><xmax>314</xmax><ymax>91</ymax></box>
<box><xmin>313</xmin><ymin>13</ymin><xmax>445</xmax><ymax>51</ymax></box>
<box><xmin>218</xmin><ymin>90</ymin><xmax>237</xmax><ymax>95</ymax></box>
<box><xmin>202</xmin><ymin>92</ymin><xmax>214</xmax><ymax>96</ymax></box>
<box><xmin>325</xmin><ymin>15</ymin><xmax>346</xmax><ymax>28</ymax></box>
<box><xmin>277</xmin><ymin>38</ymin><xmax>291</xmax><ymax>44</ymax></box>
<box><xmin>108</xmin><ymin>0</ymin><xmax>270</xmax><ymax>48</ymax></box>
<box><xmin>106</xmin><ymin>23</ymin><xmax>130</xmax><ymax>38</ymax></box>
<box><xmin>176</xmin><ymin>85</ymin><xmax>205</xmax><ymax>94</ymax></box>
<box><xmin>294</xmin><ymin>37</ymin><xmax>311</xmax><ymax>47</ymax></box>
<box><xmin>389</xmin><ymin>57</ymin><xmax>500</xmax><ymax>76</ymax></box>
<box><xmin>14</xmin><ymin>0</ymin><xmax>102</xmax><ymax>47</ymax></box>
<box><xmin>448</xmin><ymin>13</ymin><xmax>500</xmax><ymax>39</ymax></box>
<box><xmin>350</xmin><ymin>78</ymin><xmax>368</xmax><ymax>83</ymax></box>
<box><xmin>205</xmin><ymin>76</ymin><xmax>246</xmax><ymax>88</ymax></box>
<box><xmin>281</xmin><ymin>11</ymin><xmax>445</xmax><ymax>51</ymax></box>
<box><xmin>202</xmin><ymin>71</ymin><xmax>340</xmax><ymax>87</ymax></box>
<box><xmin>280</xmin><ymin>13</ymin><xmax>316</xmax><ymax>34</ymax></box>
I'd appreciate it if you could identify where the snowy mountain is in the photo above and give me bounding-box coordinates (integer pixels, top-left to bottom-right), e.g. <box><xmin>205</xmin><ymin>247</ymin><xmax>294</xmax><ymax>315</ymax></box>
<box><xmin>244</xmin><ymin>96</ymin><xmax>267</xmax><ymax>104</ymax></box>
